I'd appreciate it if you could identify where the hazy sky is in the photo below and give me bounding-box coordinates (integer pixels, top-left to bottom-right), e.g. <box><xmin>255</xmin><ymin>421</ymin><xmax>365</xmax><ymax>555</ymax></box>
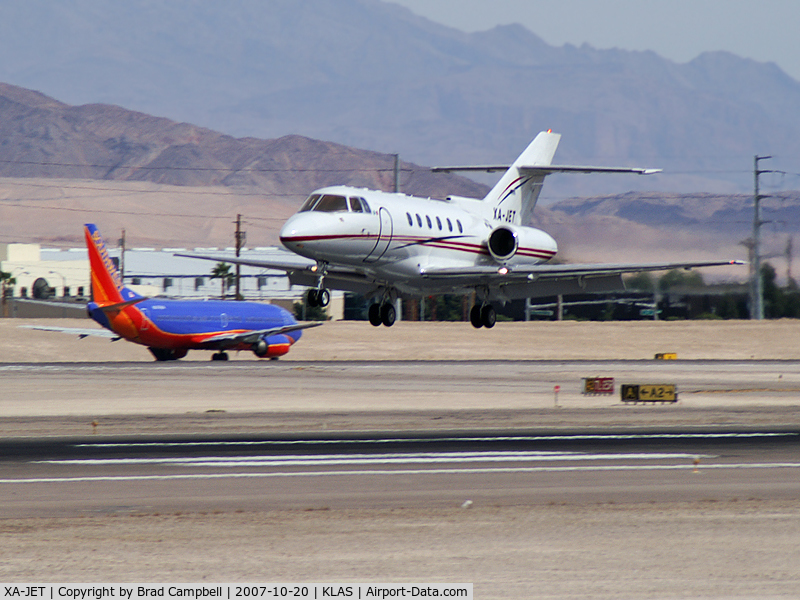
<box><xmin>389</xmin><ymin>0</ymin><xmax>800</xmax><ymax>81</ymax></box>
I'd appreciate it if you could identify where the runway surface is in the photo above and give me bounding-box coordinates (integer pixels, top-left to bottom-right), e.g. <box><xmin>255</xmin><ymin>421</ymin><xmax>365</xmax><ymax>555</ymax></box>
<box><xmin>2</xmin><ymin>428</ymin><xmax>799</xmax><ymax>518</ymax></box>
<box><xmin>3</xmin><ymin>352</ymin><xmax>800</xmax><ymax>595</ymax></box>
<box><xmin>2</xmin><ymin>357</ymin><xmax>800</xmax><ymax>517</ymax></box>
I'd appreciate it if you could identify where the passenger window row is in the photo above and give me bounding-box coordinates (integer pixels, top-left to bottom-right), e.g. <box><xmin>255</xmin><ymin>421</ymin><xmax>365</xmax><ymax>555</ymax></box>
<box><xmin>406</xmin><ymin>212</ymin><xmax>462</xmax><ymax>234</ymax></box>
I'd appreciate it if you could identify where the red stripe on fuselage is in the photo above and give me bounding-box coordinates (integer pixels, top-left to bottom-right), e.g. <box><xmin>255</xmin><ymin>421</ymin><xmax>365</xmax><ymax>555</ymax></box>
<box><xmin>282</xmin><ymin>234</ymin><xmax>555</xmax><ymax>261</ymax></box>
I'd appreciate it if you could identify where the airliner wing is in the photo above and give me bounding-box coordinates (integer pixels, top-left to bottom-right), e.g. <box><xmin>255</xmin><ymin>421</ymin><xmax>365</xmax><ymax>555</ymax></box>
<box><xmin>19</xmin><ymin>325</ymin><xmax>121</xmax><ymax>340</ymax></box>
<box><xmin>199</xmin><ymin>321</ymin><xmax>323</xmax><ymax>345</ymax></box>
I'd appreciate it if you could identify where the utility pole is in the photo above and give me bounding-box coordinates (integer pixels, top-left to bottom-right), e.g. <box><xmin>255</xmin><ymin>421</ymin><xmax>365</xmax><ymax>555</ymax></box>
<box><xmin>234</xmin><ymin>214</ymin><xmax>246</xmax><ymax>300</ymax></box>
<box><xmin>118</xmin><ymin>229</ymin><xmax>126</xmax><ymax>282</ymax></box>
<box><xmin>393</xmin><ymin>154</ymin><xmax>400</xmax><ymax>193</ymax></box>
<box><xmin>752</xmin><ymin>155</ymin><xmax>772</xmax><ymax>320</ymax></box>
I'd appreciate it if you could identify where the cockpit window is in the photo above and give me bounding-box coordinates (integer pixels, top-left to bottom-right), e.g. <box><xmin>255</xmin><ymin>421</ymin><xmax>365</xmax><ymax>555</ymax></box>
<box><xmin>299</xmin><ymin>194</ymin><xmax>321</xmax><ymax>212</ymax></box>
<box><xmin>358</xmin><ymin>197</ymin><xmax>371</xmax><ymax>213</ymax></box>
<box><xmin>313</xmin><ymin>194</ymin><xmax>348</xmax><ymax>212</ymax></box>
<box><xmin>349</xmin><ymin>197</ymin><xmax>366</xmax><ymax>213</ymax></box>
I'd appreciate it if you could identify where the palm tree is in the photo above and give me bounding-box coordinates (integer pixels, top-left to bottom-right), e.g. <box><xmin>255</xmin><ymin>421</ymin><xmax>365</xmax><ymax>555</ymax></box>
<box><xmin>1</xmin><ymin>270</ymin><xmax>16</xmax><ymax>317</ymax></box>
<box><xmin>210</xmin><ymin>263</ymin><xmax>233</xmax><ymax>299</ymax></box>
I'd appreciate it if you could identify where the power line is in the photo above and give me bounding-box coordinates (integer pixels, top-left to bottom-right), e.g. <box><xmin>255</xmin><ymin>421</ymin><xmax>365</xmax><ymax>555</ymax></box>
<box><xmin>0</xmin><ymin>201</ymin><xmax>287</xmax><ymax>221</ymax></box>
<box><xmin>0</xmin><ymin>157</ymin><xmax>414</xmax><ymax>173</ymax></box>
<box><xmin>0</xmin><ymin>180</ymin><xmax>306</xmax><ymax>197</ymax></box>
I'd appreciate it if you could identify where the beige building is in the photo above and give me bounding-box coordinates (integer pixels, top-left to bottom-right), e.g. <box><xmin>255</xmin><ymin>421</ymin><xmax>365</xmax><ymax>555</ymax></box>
<box><xmin>0</xmin><ymin>243</ymin><xmax>90</xmax><ymax>298</ymax></box>
<box><xmin>1</xmin><ymin>242</ymin><xmax>343</xmax><ymax>319</ymax></box>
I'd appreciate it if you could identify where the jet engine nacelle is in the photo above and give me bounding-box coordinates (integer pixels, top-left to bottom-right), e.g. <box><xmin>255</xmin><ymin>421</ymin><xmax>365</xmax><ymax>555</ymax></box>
<box><xmin>488</xmin><ymin>226</ymin><xmax>519</xmax><ymax>262</ymax></box>
<box><xmin>253</xmin><ymin>339</ymin><xmax>269</xmax><ymax>358</ymax></box>
<box><xmin>487</xmin><ymin>224</ymin><xmax>558</xmax><ymax>265</ymax></box>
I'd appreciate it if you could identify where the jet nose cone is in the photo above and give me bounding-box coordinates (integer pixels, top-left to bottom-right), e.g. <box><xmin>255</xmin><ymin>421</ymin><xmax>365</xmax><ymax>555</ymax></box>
<box><xmin>279</xmin><ymin>214</ymin><xmax>305</xmax><ymax>244</ymax></box>
<box><xmin>280</xmin><ymin>213</ymin><xmax>319</xmax><ymax>256</ymax></box>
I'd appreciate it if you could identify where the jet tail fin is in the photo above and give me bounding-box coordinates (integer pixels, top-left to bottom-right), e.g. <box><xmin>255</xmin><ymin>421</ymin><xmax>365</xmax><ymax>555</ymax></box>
<box><xmin>481</xmin><ymin>131</ymin><xmax>560</xmax><ymax>224</ymax></box>
<box><xmin>84</xmin><ymin>224</ymin><xmax>145</xmax><ymax>306</ymax></box>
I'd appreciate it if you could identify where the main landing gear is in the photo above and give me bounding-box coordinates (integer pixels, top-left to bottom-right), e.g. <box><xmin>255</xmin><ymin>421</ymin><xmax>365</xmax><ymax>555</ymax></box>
<box><xmin>211</xmin><ymin>351</ymin><xmax>229</xmax><ymax>361</ymax></box>
<box><xmin>470</xmin><ymin>303</ymin><xmax>496</xmax><ymax>329</ymax></box>
<box><xmin>368</xmin><ymin>301</ymin><xmax>396</xmax><ymax>327</ymax></box>
<box><xmin>148</xmin><ymin>347</ymin><xmax>188</xmax><ymax>361</ymax></box>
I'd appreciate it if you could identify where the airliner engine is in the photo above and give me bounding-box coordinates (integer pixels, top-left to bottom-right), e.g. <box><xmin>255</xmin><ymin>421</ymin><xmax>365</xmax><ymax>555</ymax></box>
<box><xmin>253</xmin><ymin>339</ymin><xmax>269</xmax><ymax>357</ymax></box>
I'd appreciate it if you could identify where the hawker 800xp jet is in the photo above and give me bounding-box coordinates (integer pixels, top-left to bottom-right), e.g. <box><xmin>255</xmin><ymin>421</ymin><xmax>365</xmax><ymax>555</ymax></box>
<box><xmin>181</xmin><ymin>131</ymin><xmax>743</xmax><ymax>329</ymax></box>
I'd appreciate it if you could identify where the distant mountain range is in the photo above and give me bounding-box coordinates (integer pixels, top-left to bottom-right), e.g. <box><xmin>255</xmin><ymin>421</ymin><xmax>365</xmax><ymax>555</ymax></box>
<box><xmin>0</xmin><ymin>82</ymin><xmax>485</xmax><ymax>199</ymax></box>
<box><xmin>0</xmin><ymin>0</ymin><xmax>799</xmax><ymax>196</ymax></box>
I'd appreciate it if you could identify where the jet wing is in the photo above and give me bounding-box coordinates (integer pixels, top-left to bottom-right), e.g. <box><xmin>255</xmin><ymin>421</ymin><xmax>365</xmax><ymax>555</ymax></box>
<box><xmin>19</xmin><ymin>325</ymin><xmax>121</xmax><ymax>340</ymax></box>
<box><xmin>175</xmin><ymin>252</ymin><xmax>375</xmax><ymax>294</ymax></box>
<box><xmin>420</xmin><ymin>259</ymin><xmax>744</xmax><ymax>280</ymax></box>
<box><xmin>419</xmin><ymin>259</ymin><xmax>744</xmax><ymax>300</ymax></box>
<box><xmin>198</xmin><ymin>321</ymin><xmax>323</xmax><ymax>345</ymax></box>
<box><xmin>174</xmin><ymin>251</ymin><xmax>316</xmax><ymax>272</ymax></box>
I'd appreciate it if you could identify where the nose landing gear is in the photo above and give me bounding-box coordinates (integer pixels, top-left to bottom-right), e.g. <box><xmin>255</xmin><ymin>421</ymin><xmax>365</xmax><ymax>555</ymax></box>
<box><xmin>307</xmin><ymin>262</ymin><xmax>331</xmax><ymax>308</ymax></box>
<box><xmin>307</xmin><ymin>287</ymin><xmax>330</xmax><ymax>308</ymax></box>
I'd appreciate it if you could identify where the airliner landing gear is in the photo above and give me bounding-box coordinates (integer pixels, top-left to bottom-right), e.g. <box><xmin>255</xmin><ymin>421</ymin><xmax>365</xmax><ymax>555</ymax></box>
<box><xmin>211</xmin><ymin>351</ymin><xmax>229</xmax><ymax>361</ymax></box>
<box><xmin>368</xmin><ymin>301</ymin><xmax>396</xmax><ymax>327</ymax></box>
<box><xmin>148</xmin><ymin>347</ymin><xmax>188</xmax><ymax>361</ymax></box>
<box><xmin>470</xmin><ymin>304</ymin><xmax>496</xmax><ymax>329</ymax></box>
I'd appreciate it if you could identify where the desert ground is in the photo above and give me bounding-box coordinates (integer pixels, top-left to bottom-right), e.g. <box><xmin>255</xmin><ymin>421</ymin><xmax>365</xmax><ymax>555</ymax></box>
<box><xmin>5</xmin><ymin>317</ymin><xmax>800</xmax><ymax>363</ymax></box>
<box><xmin>2</xmin><ymin>318</ymin><xmax>800</xmax><ymax>597</ymax></box>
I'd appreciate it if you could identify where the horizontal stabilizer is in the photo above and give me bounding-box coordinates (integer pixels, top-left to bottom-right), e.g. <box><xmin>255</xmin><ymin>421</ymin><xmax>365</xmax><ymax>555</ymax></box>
<box><xmin>432</xmin><ymin>164</ymin><xmax>661</xmax><ymax>175</ymax></box>
<box><xmin>95</xmin><ymin>296</ymin><xmax>148</xmax><ymax>312</ymax></box>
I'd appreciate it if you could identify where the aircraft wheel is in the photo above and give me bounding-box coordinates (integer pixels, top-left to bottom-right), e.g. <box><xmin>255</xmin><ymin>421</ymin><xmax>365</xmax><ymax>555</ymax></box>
<box><xmin>307</xmin><ymin>289</ymin><xmax>319</xmax><ymax>307</ymax></box>
<box><xmin>470</xmin><ymin>305</ymin><xmax>483</xmax><ymax>329</ymax></box>
<box><xmin>211</xmin><ymin>351</ymin><xmax>229</xmax><ymax>361</ymax></box>
<box><xmin>481</xmin><ymin>304</ymin><xmax>496</xmax><ymax>329</ymax></box>
<box><xmin>380</xmin><ymin>302</ymin><xmax>396</xmax><ymax>327</ymax></box>
<box><xmin>149</xmin><ymin>347</ymin><xmax>185</xmax><ymax>361</ymax></box>
<box><xmin>368</xmin><ymin>303</ymin><xmax>382</xmax><ymax>326</ymax></box>
<box><xmin>317</xmin><ymin>288</ymin><xmax>330</xmax><ymax>307</ymax></box>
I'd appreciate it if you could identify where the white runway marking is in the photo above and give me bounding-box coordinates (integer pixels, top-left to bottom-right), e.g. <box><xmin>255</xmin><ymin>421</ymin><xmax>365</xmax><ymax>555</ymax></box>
<box><xmin>4</xmin><ymin>448</ymin><xmax>799</xmax><ymax>484</ymax></box>
<box><xmin>2</xmin><ymin>463</ymin><xmax>800</xmax><ymax>485</ymax></box>
<box><xmin>37</xmin><ymin>451</ymin><xmax>711</xmax><ymax>468</ymax></box>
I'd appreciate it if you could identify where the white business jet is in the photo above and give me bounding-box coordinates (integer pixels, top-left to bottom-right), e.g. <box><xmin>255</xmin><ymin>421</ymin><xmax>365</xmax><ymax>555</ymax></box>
<box><xmin>180</xmin><ymin>131</ymin><xmax>742</xmax><ymax>328</ymax></box>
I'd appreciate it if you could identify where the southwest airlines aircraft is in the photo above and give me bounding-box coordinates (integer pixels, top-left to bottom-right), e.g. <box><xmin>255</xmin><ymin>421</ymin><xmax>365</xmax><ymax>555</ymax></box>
<box><xmin>26</xmin><ymin>224</ymin><xmax>318</xmax><ymax>361</ymax></box>
<box><xmin>182</xmin><ymin>131</ymin><xmax>742</xmax><ymax>328</ymax></box>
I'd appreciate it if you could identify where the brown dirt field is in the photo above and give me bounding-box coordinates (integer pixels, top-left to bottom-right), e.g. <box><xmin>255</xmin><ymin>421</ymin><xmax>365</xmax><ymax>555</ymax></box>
<box><xmin>4</xmin><ymin>317</ymin><xmax>800</xmax><ymax>362</ymax></box>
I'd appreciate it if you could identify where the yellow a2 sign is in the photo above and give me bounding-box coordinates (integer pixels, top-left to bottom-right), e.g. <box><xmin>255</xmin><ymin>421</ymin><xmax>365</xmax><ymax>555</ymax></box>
<box><xmin>621</xmin><ymin>384</ymin><xmax>677</xmax><ymax>403</ymax></box>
